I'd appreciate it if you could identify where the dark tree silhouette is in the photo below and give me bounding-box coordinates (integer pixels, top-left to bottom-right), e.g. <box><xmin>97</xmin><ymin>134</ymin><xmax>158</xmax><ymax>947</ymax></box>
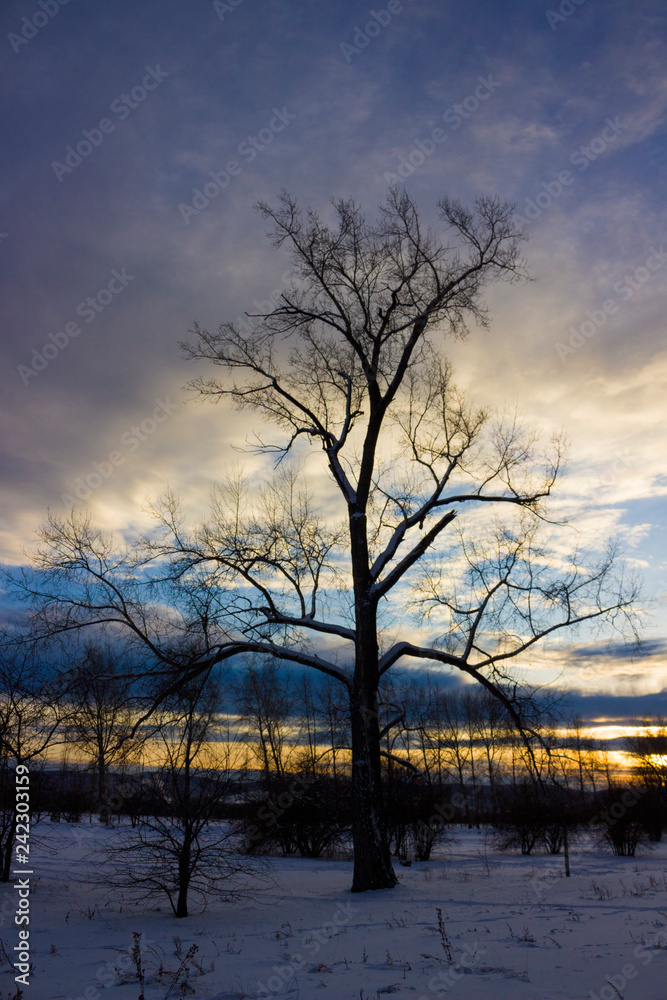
<box><xmin>98</xmin><ymin>678</ymin><xmax>268</xmax><ymax>917</ymax></box>
<box><xmin>7</xmin><ymin>188</ymin><xmax>639</xmax><ymax>891</ymax></box>
<box><xmin>0</xmin><ymin>647</ymin><xmax>63</xmax><ymax>881</ymax></box>
<box><xmin>65</xmin><ymin>641</ymin><xmax>139</xmax><ymax>813</ymax></box>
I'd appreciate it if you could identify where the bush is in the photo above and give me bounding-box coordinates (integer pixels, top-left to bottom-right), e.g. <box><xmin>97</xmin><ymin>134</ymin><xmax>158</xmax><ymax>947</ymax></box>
<box><xmin>492</xmin><ymin>782</ymin><xmax>544</xmax><ymax>855</ymax></box>
<box><xmin>636</xmin><ymin>785</ymin><xmax>667</xmax><ymax>843</ymax></box>
<box><xmin>595</xmin><ymin>787</ymin><xmax>646</xmax><ymax>857</ymax></box>
<box><xmin>239</xmin><ymin>773</ymin><xmax>352</xmax><ymax>858</ymax></box>
<box><xmin>409</xmin><ymin>784</ymin><xmax>458</xmax><ymax>861</ymax></box>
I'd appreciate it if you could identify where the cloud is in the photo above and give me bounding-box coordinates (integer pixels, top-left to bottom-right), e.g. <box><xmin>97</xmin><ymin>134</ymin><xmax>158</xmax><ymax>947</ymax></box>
<box><xmin>1</xmin><ymin>0</ymin><xmax>665</xmax><ymax>697</ymax></box>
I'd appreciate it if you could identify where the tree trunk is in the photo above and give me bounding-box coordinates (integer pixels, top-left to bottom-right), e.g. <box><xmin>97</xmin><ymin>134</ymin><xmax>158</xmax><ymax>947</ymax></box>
<box><xmin>1</xmin><ymin>814</ymin><xmax>17</xmax><ymax>883</ymax></box>
<box><xmin>98</xmin><ymin>748</ymin><xmax>106</xmax><ymax>804</ymax></box>
<box><xmin>349</xmin><ymin>506</ymin><xmax>397</xmax><ymax>892</ymax></box>
<box><xmin>175</xmin><ymin>724</ymin><xmax>194</xmax><ymax>918</ymax></box>
<box><xmin>350</xmin><ymin>689</ymin><xmax>397</xmax><ymax>891</ymax></box>
<box><xmin>175</xmin><ymin>840</ymin><xmax>190</xmax><ymax>918</ymax></box>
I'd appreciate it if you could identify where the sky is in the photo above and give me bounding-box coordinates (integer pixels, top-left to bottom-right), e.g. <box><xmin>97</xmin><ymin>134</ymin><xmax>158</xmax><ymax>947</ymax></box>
<box><xmin>1</xmin><ymin>0</ymin><xmax>666</xmax><ymax>723</ymax></box>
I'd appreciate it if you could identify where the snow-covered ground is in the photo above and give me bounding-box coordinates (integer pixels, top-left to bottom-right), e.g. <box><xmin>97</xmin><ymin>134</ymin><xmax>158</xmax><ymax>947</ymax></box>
<box><xmin>2</xmin><ymin>821</ymin><xmax>666</xmax><ymax>1000</ymax></box>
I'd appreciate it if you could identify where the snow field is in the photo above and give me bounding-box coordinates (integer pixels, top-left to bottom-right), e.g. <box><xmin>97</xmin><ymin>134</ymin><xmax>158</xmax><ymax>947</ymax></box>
<box><xmin>2</xmin><ymin>821</ymin><xmax>666</xmax><ymax>1000</ymax></box>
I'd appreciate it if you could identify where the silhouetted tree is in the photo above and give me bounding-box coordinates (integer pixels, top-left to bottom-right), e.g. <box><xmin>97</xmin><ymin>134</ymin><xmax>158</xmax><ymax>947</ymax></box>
<box><xmin>0</xmin><ymin>646</ymin><xmax>64</xmax><ymax>881</ymax></box>
<box><xmin>65</xmin><ymin>641</ymin><xmax>139</xmax><ymax>813</ymax></box>
<box><xmin>100</xmin><ymin>677</ymin><xmax>267</xmax><ymax>917</ymax></box>
<box><xmin>236</xmin><ymin>660</ymin><xmax>294</xmax><ymax>777</ymax></box>
<box><xmin>9</xmin><ymin>189</ymin><xmax>640</xmax><ymax>891</ymax></box>
<box><xmin>627</xmin><ymin>719</ymin><xmax>667</xmax><ymax>842</ymax></box>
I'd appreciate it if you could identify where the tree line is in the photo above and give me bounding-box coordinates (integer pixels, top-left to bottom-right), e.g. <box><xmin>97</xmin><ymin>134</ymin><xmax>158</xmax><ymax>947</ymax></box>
<box><xmin>1</xmin><ymin>644</ymin><xmax>664</xmax><ymax>916</ymax></box>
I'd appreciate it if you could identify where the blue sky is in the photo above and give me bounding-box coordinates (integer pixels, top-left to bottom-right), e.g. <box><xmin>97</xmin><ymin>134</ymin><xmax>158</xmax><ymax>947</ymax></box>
<box><xmin>1</xmin><ymin>0</ymin><xmax>666</xmax><ymax>719</ymax></box>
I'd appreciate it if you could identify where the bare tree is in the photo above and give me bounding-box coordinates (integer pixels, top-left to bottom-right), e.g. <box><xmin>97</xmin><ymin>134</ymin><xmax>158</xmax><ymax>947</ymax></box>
<box><xmin>98</xmin><ymin>676</ymin><xmax>267</xmax><ymax>918</ymax></box>
<box><xmin>236</xmin><ymin>659</ymin><xmax>294</xmax><ymax>778</ymax></box>
<box><xmin>65</xmin><ymin>641</ymin><xmax>140</xmax><ymax>812</ymax></box>
<box><xmin>7</xmin><ymin>188</ymin><xmax>640</xmax><ymax>891</ymax></box>
<box><xmin>473</xmin><ymin>688</ymin><xmax>507</xmax><ymax>815</ymax></box>
<box><xmin>627</xmin><ymin>718</ymin><xmax>667</xmax><ymax>791</ymax></box>
<box><xmin>313</xmin><ymin>673</ymin><xmax>350</xmax><ymax>782</ymax></box>
<box><xmin>292</xmin><ymin>672</ymin><xmax>322</xmax><ymax>777</ymax></box>
<box><xmin>626</xmin><ymin>718</ymin><xmax>667</xmax><ymax>841</ymax></box>
<box><xmin>0</xmin><ymin>647</ymin><xmax>64</xmax><ymax>881</ymax></box>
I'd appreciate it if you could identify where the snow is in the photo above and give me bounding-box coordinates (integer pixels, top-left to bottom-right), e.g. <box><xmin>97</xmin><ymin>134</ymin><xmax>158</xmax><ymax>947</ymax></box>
<box><xmin>2</xmin><ymin>821</ymin><xmax>667</xmax><ymax>1000</ymax></box>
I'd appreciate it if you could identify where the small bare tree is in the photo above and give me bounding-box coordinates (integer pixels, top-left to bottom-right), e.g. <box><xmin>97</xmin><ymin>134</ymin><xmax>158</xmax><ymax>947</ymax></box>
<box><xmin>0</xmin><ymin>646</ymin><xmax>64</xmax><ymax>881</ymax></box>
<box><xmin>7</xmin><ymin>188</ymin><xmax>640</xmax><ymax>892</ymax></box>
<box><xmin>314</xmin><ymin>674</ymin><xmax>350</xmax><ymax>782</ymax></box>
<box><xmin>626</xmin><ymin>718</ymin><xmax>667</xmax><ymax>841</ymax></box>
<box><xmin>627</xmin><ymin>718</ymin><xmax>667</xmax><ymax>790</ymax></box>
<box><xmin>236</xmin><ymin>659</ymin><xmax>294</xmax><ymax>777</ymax></box>
<box><xmin>65</xmin><ymin>641</ymin><xmax>139</xmax><ymax>812</ymax></box>
<box><xmin>99</xmin><ymin>677</ymin><xmax>268</xmax><ymax>917</ymax></box>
